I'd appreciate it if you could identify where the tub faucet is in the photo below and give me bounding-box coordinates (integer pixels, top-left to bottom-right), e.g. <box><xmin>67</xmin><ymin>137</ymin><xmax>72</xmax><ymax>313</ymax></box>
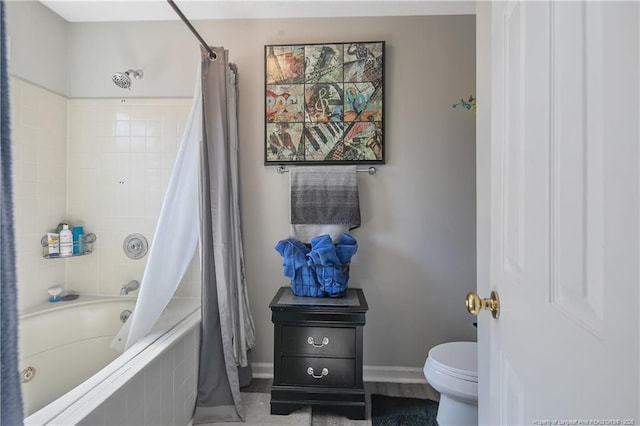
<box><xmin>120</xmin><ymin>280</ymin><xmax>140</xmax><ymax>295</ymax></box>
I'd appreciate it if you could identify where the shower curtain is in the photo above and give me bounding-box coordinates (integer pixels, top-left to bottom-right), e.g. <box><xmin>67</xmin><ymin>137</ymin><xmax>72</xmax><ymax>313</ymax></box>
<box><xmin>1</xmin><ymin>0</ymin><xmax>25</xmax><ymax>423</ymax></box>
<box><xmin>193</xmin><ymin>45</ymin><xmax>256</xmax><ymax>424</ymax></box>
<box><xmin>114</xmin><ymin>46</ymin><xmax>255</xmax><ymax>423</ymax></box>
<box><xmin>113</xmin><ymin>68</ymin><xmax>202</xmax><ymax>352</ymax></box>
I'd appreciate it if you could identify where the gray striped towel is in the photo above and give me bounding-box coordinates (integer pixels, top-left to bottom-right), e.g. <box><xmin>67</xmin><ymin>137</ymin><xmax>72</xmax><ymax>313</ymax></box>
<box><xmin>290</xmin><ymin>166</ymin><xmax>360</xmax><ymax>242</ymax></box>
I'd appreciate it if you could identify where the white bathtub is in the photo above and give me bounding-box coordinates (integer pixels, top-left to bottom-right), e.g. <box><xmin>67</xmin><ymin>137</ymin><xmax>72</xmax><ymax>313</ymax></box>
<box><xmin>19</xmin><ymin>296</ymin><xmax>201</xmax><ymax>425</ymax></box>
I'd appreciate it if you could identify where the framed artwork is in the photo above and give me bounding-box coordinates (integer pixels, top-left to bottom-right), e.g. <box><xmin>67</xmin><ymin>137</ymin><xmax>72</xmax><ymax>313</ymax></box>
<box><xmin>264</xmin><ymin>41</ymin><xmax>385</xmax><ymax>164</ymax></box>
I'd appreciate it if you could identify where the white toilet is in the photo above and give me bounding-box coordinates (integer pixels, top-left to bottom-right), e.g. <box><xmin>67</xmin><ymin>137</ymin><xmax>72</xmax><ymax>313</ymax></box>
<box><xmin>423</xmin><ymin>341</ymin><xmax>478</xmax><ymax>426</ymax></box>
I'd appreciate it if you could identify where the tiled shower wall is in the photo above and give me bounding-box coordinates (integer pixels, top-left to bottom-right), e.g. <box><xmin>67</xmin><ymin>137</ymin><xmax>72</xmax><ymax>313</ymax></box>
<box><xmin>65</xmin><ymin>98</ymin><xmax>200</xmax><ymax>299</ymax></box>
<box><xmin>10</xmin><ymin>77</ymin><xmax>68</xmax><ymax>311</ymax></box>
<box><xmin>10</xmin><ymin>77</ymin><xmax>200</xmax><ymax>310</ymax></box>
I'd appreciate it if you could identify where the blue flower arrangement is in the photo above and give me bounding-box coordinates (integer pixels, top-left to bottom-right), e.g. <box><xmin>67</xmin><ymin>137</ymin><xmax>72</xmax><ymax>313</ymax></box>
<box><xmin>452</xmin><ymin>95</ymin><xmax>476</xmax><ymax>111</ymax></box>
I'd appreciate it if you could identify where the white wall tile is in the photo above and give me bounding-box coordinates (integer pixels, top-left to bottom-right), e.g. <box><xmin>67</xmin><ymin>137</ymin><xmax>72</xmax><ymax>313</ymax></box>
<box><xmin>145</xmin><ymin>105</ymin><xmax>165</xmax><ymax>121</ymax></box>
<box><xmin>114</xmin><ymin>120</ymin><xmax>130</xmax><ymax>137</ymax></box>
<box><xmin>11</xmin><ymin>77</ymin><xmax>68</xmax><ymax>311</ymax></box>
<box><xmin>129</xmin><ymin>136</ymin><xmax>145</xmax><ymax>153</ymax></box>
<box><xmin>145</xmin><ymin>152</ymin><xmax>162</xmax><ymax>171</ymax></box>
<box><xmin>67</xmin><ymin>99</ymin><xmax>199</xmax><ymax>296</ymax></box>
<box><xmin>12</xmin><ymin>82</ymin><xmax>200</xmax><ymax>309</ymax></box>
<box><xmin>145</xmin><ymin>121</ymin><xmax>162</xmax><ymax>139</ymax></box>
<box><xmin>130</xmin><ymin>121</ymin><xmax>146</xmax><ymax>138</ymax></box>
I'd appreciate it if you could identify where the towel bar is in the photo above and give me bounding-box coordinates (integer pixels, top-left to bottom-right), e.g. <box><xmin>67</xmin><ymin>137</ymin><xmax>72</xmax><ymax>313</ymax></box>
<box><xmin>276</xmin><ymin>166</ymin><xmax>376</xmax><ymax>175</ymax></box>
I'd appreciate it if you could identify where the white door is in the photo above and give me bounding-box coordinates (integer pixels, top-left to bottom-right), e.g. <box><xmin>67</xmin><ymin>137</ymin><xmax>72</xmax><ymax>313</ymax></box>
<box><xmin>477</xmin><ymin>1</ymin><xmax>639</xmax><ymax>424</ymax></box>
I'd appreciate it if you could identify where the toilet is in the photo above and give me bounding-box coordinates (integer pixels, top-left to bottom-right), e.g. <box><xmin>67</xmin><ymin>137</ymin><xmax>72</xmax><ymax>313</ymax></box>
<box><xmin>423</xmin><ymin>341</ymin><xmax>478</xmax><ymax>426</ymax></box>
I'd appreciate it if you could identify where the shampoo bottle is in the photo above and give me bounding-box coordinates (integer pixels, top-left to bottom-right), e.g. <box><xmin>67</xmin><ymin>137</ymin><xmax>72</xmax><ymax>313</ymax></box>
<box><xmin>59</xmin><ymin>224</ymin><xmax>73</xmax><ymax>256</ymax></box>
<box><xmin>72</xmin><ymin>226</ymin><xmax>85</xmax><ymax>255</ymax></box>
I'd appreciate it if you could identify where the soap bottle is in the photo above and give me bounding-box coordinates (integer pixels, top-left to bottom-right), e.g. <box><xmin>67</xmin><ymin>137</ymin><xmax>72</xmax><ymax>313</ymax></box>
<box><xmin>59</xmin><ymin>224</ymin><xmax>73</xmax><ymax>256</ymax></box>
<box><xmin>48</xmin><ymin>286</ymin><xmax>62</xmax><ymax>303</ymax></box>
<box><xmin>72</xmin><ymin>226</ymin><xmax>85</xmax><ymax>255</ymax></box>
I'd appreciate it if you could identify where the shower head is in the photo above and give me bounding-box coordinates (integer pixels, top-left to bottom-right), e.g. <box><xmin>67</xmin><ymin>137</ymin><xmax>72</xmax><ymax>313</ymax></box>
<box><xmin>112</xmin><ymin>69</ymin><xmax>143</xmax><ymax>90</ymax></box>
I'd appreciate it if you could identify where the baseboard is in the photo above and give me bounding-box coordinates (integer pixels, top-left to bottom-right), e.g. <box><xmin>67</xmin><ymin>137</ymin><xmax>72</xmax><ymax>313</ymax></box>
<box><xmin>363</xmin><ymin>365</ymin><xmax>426</xmax><ymax>383</ymax></box>
<box><xmin>250</xmin><ymin>362</ymin><xmax>426</xmax><ymax>384</ymax></box>
<box><xmin>250</xmin><ymin>362</ymin><xmax>274</xmax><ymax>379</ymax></box>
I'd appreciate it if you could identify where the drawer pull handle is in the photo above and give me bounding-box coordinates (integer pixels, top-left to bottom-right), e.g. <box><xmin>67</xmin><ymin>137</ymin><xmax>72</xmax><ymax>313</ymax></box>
<box><xmin>307</xmin><ymin>367</ymin><xmax>329</xmax><ymax>379</ymax></box>
<box><xmin>307</xmin><ymin>336</ymin><xmax>329</xmax><ymax>347</ymax></box>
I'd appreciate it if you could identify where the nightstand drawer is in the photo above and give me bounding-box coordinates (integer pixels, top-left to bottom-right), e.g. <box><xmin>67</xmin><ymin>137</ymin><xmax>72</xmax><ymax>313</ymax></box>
<box><xmin>280</xmin><ymin>356</ymin><xmax>356</xmax><ymax>387</ymax></box>
<box><xmin>281</xmin><ymin>326</ymin><xmax>355</xmax><ymax>357</ymax></box>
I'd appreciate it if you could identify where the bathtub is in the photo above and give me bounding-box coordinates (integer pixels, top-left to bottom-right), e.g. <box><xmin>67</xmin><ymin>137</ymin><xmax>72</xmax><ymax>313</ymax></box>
<box><xmin>19</xmin><ymin>296</ymin><xmax>201</xmax><ymax>425</ymax></box>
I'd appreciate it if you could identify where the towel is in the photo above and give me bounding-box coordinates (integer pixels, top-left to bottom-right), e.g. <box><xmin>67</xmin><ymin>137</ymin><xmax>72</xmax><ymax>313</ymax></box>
<box><xmin>274</xmin><ymin>238</ymin><xmax>311</xmax><ymax>279</ymax></box>
<box><xmin>275</xmin><ymin>234</ymin><xmax>357</xmax><ymax>297</ymax></box>
<box><xmin>307</xmin><ymin>234</ymin><xmax>341</xmax><ymax>266</ymax></box>
<box><xmin>275</xmin><ymin>238</ymin><xmax>321</xmax><ymax>297</ymax></box>
<box><xmin>306</xmin><ymin>234</ymin><xmax>356</xmax><ymax>297</ymax></box>
<box><xmin>334</xmin><ymin>233</ymin><xmax>358</xmax><ymax>264</ymax></box>
<box><xmin>290</xmin><ymin>165</ymin><xmax>360</xmax><ymax>243</ymax></box>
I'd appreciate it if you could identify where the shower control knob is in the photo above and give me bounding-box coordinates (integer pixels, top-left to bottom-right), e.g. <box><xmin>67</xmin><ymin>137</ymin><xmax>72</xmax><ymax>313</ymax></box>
<box><xmin>123</xmin><ymin>233</ymin><xmax>148</xmax><ymax>259</ymax></box>
<box><xmin>466</xmin><ymin>290</ymin><xmax>500</xmax><ymax>319</ymax></box>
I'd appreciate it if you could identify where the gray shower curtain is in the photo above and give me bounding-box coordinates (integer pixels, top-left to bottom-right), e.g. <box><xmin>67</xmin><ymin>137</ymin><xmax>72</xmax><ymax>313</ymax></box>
<box><xmin>1</xmin><ymin>0</ymin><xmax>25</xmax><ymax>424</ymax></box>
<box><xmin>193</xmin><ymin>46</ymin><xmax>256</xmax><ymax>424</ymax></box>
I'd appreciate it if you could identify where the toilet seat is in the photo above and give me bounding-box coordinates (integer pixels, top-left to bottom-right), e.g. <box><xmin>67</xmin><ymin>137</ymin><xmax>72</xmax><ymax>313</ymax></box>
<box><xmin>424</xmin><ymin>341</ymin><xmax>478</xmax><ymax>426</ymax></box>
<box><xmin>427</xmin><ymin>341</ymin><xmax>477</xmax><ymax>382</ymax></box>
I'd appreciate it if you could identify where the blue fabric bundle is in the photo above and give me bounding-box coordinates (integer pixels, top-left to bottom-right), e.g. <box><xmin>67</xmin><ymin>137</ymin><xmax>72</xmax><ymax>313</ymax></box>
<box><xmin>275</xmin><ymin>238</ymin><xmax>321</xmax><ymax>297</ymax></box>
<box><xmin>275</xmin><ymin>233</ymin><xmax>358</xmax><ymax>297</ymax></box>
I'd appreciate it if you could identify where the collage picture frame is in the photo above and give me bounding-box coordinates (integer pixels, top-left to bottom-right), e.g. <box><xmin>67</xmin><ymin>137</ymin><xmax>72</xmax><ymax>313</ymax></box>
<box><xmin>265</xmin><ymin>41</ymin><xmax>385</xmax><ymax>165</ymax></box>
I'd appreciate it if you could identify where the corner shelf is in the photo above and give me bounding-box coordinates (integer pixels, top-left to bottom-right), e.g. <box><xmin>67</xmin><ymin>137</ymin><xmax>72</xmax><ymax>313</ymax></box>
<box><xmin>41</xmin><ymin>233</ymin><xmax>97</xmax><ymax>259</ymax></box>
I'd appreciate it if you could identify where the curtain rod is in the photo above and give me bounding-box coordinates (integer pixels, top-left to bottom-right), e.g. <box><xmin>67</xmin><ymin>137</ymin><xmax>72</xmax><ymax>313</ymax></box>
<box><xmin>276</xmin><ymin>166</ymin><xmax>377</xmax><ymax>175</ymax></box>
<box><xmin>166</xmin><ymin>0</ymin><xmax>217</xmax><ymax>61</ymax></box>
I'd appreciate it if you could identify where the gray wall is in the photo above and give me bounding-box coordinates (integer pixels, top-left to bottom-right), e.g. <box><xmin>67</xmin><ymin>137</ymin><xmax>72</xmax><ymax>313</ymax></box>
<box><xmin>6</xmin><ymin>1</ymin><xmax>68</xmax><ymax>95</ymax></box>
<box><xmin>7</xmin><ymin>2</ymin><xmax>476</xmax><ymax>370</ymax></box>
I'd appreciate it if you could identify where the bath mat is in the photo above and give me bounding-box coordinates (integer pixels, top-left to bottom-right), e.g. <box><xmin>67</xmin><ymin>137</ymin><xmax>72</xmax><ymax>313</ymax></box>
<box><xmin>214</xmin><ymin>393</ymin><xmax>311</xmax><ymax>426</ymax></box>
<box><xmin>371</xmin><ymin>394</ymin><xmax>439</xmax><ymax>426</ymax></box>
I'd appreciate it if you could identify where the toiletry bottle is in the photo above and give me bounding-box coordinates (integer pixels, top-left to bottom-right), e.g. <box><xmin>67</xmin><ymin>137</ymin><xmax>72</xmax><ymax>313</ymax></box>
<box><xmin>47</xmin><ymin>232</ymin><xmax>60</xmax><ymax>256</ymax></box>
<box><xmin>59</xmin><ymin>224</ymin><xmax>73</xmax><ymax>256</ymax></box>
<box><xmin>72</xmin><ymin>226</ymin><xmax>85</xmax><ymax>255</ymax></box>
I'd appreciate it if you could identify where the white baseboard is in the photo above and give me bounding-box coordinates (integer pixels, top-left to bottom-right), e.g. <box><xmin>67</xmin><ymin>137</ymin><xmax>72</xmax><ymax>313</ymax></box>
<box><xmin>363</xmin><ymin>365</ymin><xmax>426</xmax><ymax>383</ymax></box>
<box><xmin>250</xmin><ymin>362</ymin><xmax>274</xmax><ymax>379</ymax></box>
<box><xmin>250</xmin><ymin>362</ymin><xmax>426</xmax><ymax>384</ymax></box>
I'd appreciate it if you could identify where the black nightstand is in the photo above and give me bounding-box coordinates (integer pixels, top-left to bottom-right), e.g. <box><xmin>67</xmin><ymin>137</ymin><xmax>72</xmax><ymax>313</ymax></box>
<box><xmin>269</xmin><ymin>286</ymin><xmax>368</xmax><ymax>420</ymax></box>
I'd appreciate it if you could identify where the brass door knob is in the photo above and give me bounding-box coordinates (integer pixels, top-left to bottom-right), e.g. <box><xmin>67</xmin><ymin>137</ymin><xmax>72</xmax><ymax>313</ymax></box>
<box><xmin>466</xmin><ymin>290</ymin><xmax>500</xmax><ymax>319</ymax></box>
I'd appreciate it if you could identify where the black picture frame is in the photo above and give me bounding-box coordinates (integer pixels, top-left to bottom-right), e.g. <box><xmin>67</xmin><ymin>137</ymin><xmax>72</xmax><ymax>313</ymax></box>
<box><xmin>264</xmin><ymin>41</ymin><xmax>385</xmax><ymax>165</ymax></box>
